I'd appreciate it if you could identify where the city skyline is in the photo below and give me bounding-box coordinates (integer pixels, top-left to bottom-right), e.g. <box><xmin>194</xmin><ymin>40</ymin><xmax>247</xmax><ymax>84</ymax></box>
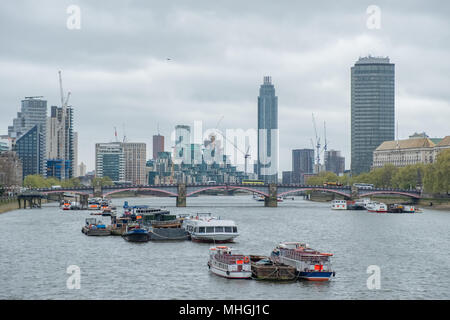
<box><xmin>1</xmin><ymin>1</ymin><xmax>449</xmax><ymax>173</ymax></box>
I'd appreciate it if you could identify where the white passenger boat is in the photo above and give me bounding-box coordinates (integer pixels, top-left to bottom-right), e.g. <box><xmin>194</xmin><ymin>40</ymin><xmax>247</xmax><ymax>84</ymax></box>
<box><xmin>367</xmin><ymin>202</ymin><xmax>388</xmax><ymax>213</ymax></box>
<box><xmin>207</xmin><ymin>246</ymin><xmax>252</xmax><ymax>279</ymax></box>
<box><xmin>331</xmin><ymin>199</ymin><xmax>347</xmax><ymax>210</ymax></box>
<box><xmin>182</xmin><ymin>213</ymin><xmax>239</xmax><ymax>243</ymax></box>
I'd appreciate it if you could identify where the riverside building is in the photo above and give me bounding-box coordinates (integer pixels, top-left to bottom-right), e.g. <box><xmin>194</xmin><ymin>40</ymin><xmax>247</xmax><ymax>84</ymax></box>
<box><xmin>351</xmin><ymin>56</ymin><xmax>395</xmax><ymax>175</ymax></box>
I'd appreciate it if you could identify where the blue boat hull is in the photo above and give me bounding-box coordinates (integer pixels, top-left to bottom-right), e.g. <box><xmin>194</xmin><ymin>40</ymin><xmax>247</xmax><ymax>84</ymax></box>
<box><xmin>298</xmin><ymin>271</ymin><xmax>334</xmax><ymax>281</ymax></box>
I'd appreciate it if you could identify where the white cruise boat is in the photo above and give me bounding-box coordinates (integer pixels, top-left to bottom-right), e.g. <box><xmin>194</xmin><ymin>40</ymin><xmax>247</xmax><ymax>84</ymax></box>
<box><xmin>331</xmin><ymin>200</ymin><xmax>347</xmax><ymax>210</ymax></box>
<box><xmin>367</xmin><ymin>202</ymin><xmax>388</xmax><ymax>213</ymax></box>
<box><xmin>207</xmin><ymin>246</ymin><xmax>252</xmax><ymax>279</ymax></box>
<box><xmin>182</xmin><ymin>213</ymin><xmax>239</xmax><ymax>243</ymax></box>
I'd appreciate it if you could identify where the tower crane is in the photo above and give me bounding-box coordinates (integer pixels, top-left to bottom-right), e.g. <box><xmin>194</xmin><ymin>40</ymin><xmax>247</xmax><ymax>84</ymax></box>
<box><xmin>312</xmin><ymin>113</ymin><xmax>321</xmax><ymax>166</ymax></box>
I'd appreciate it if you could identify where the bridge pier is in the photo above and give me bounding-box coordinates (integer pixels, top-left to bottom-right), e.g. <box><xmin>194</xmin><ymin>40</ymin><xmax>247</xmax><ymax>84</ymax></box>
<box><xmin>264</xmin><ymin>184</ymin><xmax>278</xmax><ymax>207</ymax></box>
<box><xmin>93</xmin><ymin>184</ymin><xmax>103</xmax><ymax>198</ymax></box>
<box><xmin>177</xmin><ymin>184</ymin><xmax>186</xmax><ymax>207</ymax></box>
<box><xmin>80</xmin><ymin>194</ymin><xmax>89</xmax><ymax>209</ymax></box>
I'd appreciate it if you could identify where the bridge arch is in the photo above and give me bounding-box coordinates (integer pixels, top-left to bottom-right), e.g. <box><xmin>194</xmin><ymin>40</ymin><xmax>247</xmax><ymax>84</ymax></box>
<box><xmin>359</xmin><ymin>190</ymin><xmax>421</xmax><ymax>199</ymax></box>
<box><xmin>102</xmin><ymin>187</ymin><xmax>178</xmax><ymax>197</ymax></box>
<box><xmin>186</xmin><ymin>185</ymin><xmax>269</xmax><ymax>197</ymax></box>
<box><xmin>278</xmin><ymin>187</ymin><xmax>351</xmax><ymax>198</ymax></box>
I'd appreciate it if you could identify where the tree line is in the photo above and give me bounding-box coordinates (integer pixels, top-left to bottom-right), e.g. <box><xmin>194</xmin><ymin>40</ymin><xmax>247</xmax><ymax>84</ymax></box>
<box><xmin>22</xmin><ymin>175</ymin><xmax>113</xmax><ymax>188</ymax></box>
<box><xmin>306</xmin><ymin>149</ymin><xmax>450</xmax><ymax>194</ymax></box>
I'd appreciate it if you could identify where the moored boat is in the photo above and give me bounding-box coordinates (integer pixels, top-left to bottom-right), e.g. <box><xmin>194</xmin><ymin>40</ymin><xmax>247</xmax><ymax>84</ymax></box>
<box><xmin>122</xmin><ymin>224</ymin><xmax>149</xmax><ymax>242</ymax></box>
<box><xmin>81</xmin><ymin>218</ymin><xmax>111</xmax><ymax>236</ymax></box>
<box><xmin>183</xmin><ymin>213</ymin><xmax>239</xmax><ymax>243</ymax></box>
<box><xmin>331</xmin><ymin>199</ymin><xmax>347</xmax><ymax>210</ymax></box>
<box><xmin>207</xmin><ymin>246</ymin><xmax>252</xmax><ymax>279</ymax></box>
<box><xmin>271</xmin><ymin>242</ymin><xmax>335</xmax><ymax>281</ymax></box>
<box><xmin>367</xmin><ymin>202</ymin><xmax>388</xmax><ymax>213</ymax></box>
<box><xmin>250</xmin><ymin>255</ymin><xmax>297</xmax><ymax>281</ymax></box>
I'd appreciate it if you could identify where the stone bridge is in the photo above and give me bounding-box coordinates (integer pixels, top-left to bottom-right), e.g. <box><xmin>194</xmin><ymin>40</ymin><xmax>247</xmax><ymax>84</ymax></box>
<box><xmin>31</xmin><ymin>183</ymin><xmax>422</xmax><ymax>207</ymax></box>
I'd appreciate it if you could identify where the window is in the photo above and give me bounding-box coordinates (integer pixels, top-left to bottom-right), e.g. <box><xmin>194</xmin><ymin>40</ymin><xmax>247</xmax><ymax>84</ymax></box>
<box><xmin>224</xmin><ymin>227</ymin><xmax>232</xmax><ymax>233</ymax></box>
<box><xmin>215</xmin><ymin>227</ymin><xmax>224</xmax><ymax>233</ymax></box>
<box><xmin>233</xmin><ymin>227</ymin><xmax>238</xmax><ymax>233</ymax></box>
<box><xmin>206</xmin><ymin>227</ymin><xmax>214</xmax><ymax>233</ymax></box>
<box><xmin>199</xmin><ymin>227</ymin><xmax>205</xmax><ymax>233</ymax></box>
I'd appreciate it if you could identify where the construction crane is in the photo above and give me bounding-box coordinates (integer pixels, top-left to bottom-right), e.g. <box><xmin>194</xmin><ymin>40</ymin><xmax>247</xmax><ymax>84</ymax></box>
<box><xmin>244</xmin><ymin>146</ymin><xmax>251</xmax><ymax>176</ymax></box>
<box><xmin>58</xmin><ymin>70</ymin><xmax>71</xmax><ymax>109</ymax></box>
<box><xmin>312</xmin><ymin>113</ymin><xmax>321</xmax><ymax>166</ymax></box>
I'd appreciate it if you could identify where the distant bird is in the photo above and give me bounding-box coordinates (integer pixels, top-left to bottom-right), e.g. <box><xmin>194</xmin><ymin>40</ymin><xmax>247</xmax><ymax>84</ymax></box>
<box><xmin>166</xmin><ymin>58</ymin><xmax>171</xmax><ymax>61</ymax></box>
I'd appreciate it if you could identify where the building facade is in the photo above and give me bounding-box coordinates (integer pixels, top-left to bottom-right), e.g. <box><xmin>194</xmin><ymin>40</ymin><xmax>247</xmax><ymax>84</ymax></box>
<box><xmin>373</xmin><ymin>135</ymin><xmax>450</xmax><ymax>168</ymax></box>
<box><xmin>14</xmin><ymin>125</ymin><xmax>46</xmax><ymax>178</ymax></box>
<box><xmin>8</xmin><ymin>97</ymin><xmax>48</xmax><ymax>178</ymax></box>
<box><xmin>257</xmin><ymin>76</ymin><xmax>278</xmax><ymax>183</ymax></box>
<box><xmin>95</xmin><ymin>143</ymin><xmax>125</xmax><ymax>182</ymax></box>
<box><xmin>351</xmin><ymin>56</ymin><xmax>395</xmax><ymax>175</ymax></box>
<box><xmin>152</xmin><ymin>134</ymin><xmax>164</xmax><ymax>159</ymax></box>
<box><xmin>46</xmin><ymin>105</ymin><xmax>75</xmax><ymax>179</ymax></box>
<box><xmin>292</xmin><ymin>149</ymin><xmax>314</xmax><ymax>184</ymax></box>
<box><xmin>122</xmin><ymin>142</ymin><xmax>147</xmax><ymax>185</ymax></box>
<box><xmin>324</xmin><ymin>150</ymin><xmax>345</xmax><ymax>175</ymax></box>
<box><xmin>174</xmin><ymin>125</ymin><xmax>191</xmax><ymax>164</ymax></box>
<box><xmin>0</xmin><ymin>151</ymin><xmax>23</xmax><ymax>187</ymax></box>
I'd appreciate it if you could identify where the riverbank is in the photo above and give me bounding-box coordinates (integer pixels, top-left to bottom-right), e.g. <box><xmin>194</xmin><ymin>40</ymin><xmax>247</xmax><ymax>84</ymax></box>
<box><xmin>0</xmin><ymin>198</ymin><xmax>19</xmax><ymax>214</ymax></box>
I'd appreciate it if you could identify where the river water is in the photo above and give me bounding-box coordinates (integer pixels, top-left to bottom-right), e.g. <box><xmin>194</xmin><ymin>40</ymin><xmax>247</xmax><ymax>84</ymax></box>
<box><xmin>0</xmin><ymin>195</ymin><xmax>449</xmax><ymax>300</ymax></box>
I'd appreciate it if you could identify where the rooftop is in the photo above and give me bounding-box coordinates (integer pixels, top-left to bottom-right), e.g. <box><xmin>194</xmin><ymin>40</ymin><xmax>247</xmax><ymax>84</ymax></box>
<box><xmin>375</xmin><ymin>137</ymin><xmax>436</xmax><ymax>151</ymax></box>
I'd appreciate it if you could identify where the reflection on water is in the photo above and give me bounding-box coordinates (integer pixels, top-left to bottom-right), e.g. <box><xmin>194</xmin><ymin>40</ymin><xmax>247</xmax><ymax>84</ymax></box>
<box><xmin>0</xmin><ymin>195</ymin><xmax>449</xmax><ymax>299</ymax></box>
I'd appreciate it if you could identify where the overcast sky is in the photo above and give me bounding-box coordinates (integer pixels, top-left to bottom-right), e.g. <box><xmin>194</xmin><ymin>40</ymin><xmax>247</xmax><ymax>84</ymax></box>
<box><xmin>1</xmin><ymin>0</ymin><xmax>449</xmax><ymax>173</ymax></box>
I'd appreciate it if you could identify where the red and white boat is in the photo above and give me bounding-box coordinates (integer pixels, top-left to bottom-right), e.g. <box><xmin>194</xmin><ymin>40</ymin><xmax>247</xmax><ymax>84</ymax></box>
<box><xmin>207</xmin><ymin>246</ymin><xmax>252</xmax><ymax>279</ymax></box>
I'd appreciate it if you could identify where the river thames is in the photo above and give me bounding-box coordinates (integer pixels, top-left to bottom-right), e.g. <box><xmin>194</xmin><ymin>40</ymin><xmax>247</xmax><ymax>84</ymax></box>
<box><xmin>0</xmin><ymin>195</ymin><xmax>449</xmax><ymax>300</ymax></box>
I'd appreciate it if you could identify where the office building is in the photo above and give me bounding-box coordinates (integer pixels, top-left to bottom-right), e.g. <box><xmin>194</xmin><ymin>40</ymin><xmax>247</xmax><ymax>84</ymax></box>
<box><xmin>14</xmin><ymin>125</ymin><xmax>46</xmax><ymax>178</ymax></box>
<box><xmin>46</xmin><ymin>159</ymin><xmax>71</xmax><ymax>180</ymax></box>
<box><xmin>8</xmin><ymin>97</ymin><xmax>47</xmax><ymax>178</ymax></box>
<box><xmin>95</xmin><ymin>143</ymin><xmax>125</xmax><ymax>182</ymax></box>
<box><xmin>46</xmin><ymin>105</ymin><xmax>75</xmax><ymax>179</ymax></box>
<box><xmin>292</xmin><ymin>149</ymin><xmax>314</xmax><ymax>183</ymax></box>
<box><xmin>153</xmin><ymin>134</ymin><xmax>164</xmax><ymax>159</ymax></box>
<box><xmin>122</xmin><ymin>142</ymin><xmax>147</xmax><ymax>184</ymax></box>
<box><xmin>257</xmin><ymin>76</ymin><xmax>278</xmax><ymax>183</ymax></box>
<box><xmin>351</xmin><ymin>56</ymin><xmax>395</xmax><ymax>175</ymax></box>
<box><xmin>325</xmin><ymin>150</ymin><xmax>345</xmax><ymax>175</ymax></box>
<box><xmin>78</xmin><ymin>162</ymin><xmax>87</xmax><ymax>177</ymax></box>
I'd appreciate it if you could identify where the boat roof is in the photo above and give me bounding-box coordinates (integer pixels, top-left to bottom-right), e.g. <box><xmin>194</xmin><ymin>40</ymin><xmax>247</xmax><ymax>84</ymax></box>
<box><xmin>185</xmin><ymin>219</ymin><xmax>236</xmax><ymax>227</ymax></box>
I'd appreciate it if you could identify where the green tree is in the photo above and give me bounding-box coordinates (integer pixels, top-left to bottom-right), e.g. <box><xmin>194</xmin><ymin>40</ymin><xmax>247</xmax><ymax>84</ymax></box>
<box><xmin>92</xmin><ymin>176</ymin><xmax>114</xmax><ymax>187</ymax></box>
<box><xmin>434</xmin><ymin>149</ymin><xmax>450</xmax><ymax>194</ymax></box>
<box><xmin>391</xmin><ymin>164</ymin><xmax>425</xmax><ymax>190</ymax></box>
<box><xmin>306</xmin><ymin>171</ymin><xmax>339</xmax><ymax>185</ymax></box>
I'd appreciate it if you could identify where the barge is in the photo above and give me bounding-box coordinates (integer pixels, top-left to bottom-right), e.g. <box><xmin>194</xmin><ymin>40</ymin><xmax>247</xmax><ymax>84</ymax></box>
<box><xmin>250</xmin><ymin>255</ymin><xmax>297</xmax><ymax>281</ymax></box>
<box><xmin>271</xmin><ymin>242</ymin><xmax>335</xmax><ymax>281</ymax></box>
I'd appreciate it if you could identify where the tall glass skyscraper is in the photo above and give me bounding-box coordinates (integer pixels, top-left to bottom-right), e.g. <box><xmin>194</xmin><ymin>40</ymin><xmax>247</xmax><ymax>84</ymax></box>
<box><xmin>257</xmin><ymin>76</ymin><xmax>278</xmax><ymax>183</ymax></box>
<box><xmin>14</xmin><ymin>125</ymin><xmax>46</xmax><ymax>178</ymax></box>
<box><xmin>351</xmin><ymin>56</ymin><xmax>395</xmax><ymax>175</ymax></box>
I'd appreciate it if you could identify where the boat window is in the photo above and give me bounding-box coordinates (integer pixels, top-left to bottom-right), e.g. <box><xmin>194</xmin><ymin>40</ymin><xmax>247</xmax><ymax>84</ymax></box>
<box><xmin>233</xmin><ymin>226</ymin><xmax>237</xmax><ymax>233</ymax></box>
<box><xmin>199</xmin><ymin>227</ymin><xmax>205</xmax><ymax>233</ymax></box>
<box><xmin>206</xmin><ymin>227</ymin><xmax>215</xmax><ymax>233</ymax></box>
<box><xmin>215</xmin><ymin>226</ymin><xmax>224</xmax><ymax>233</ymax></box>
<box><xmin>224</xmin><ymin>227</ymin><xmax>232</xmax><ymax>233</ymax></box>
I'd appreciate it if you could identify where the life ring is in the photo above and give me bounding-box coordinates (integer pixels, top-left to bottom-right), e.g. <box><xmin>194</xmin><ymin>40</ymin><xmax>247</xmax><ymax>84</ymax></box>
<box><xmin>244</xmin><ymin>256</ymin><xmax>250</xmax><ymax>263</ymax></box>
